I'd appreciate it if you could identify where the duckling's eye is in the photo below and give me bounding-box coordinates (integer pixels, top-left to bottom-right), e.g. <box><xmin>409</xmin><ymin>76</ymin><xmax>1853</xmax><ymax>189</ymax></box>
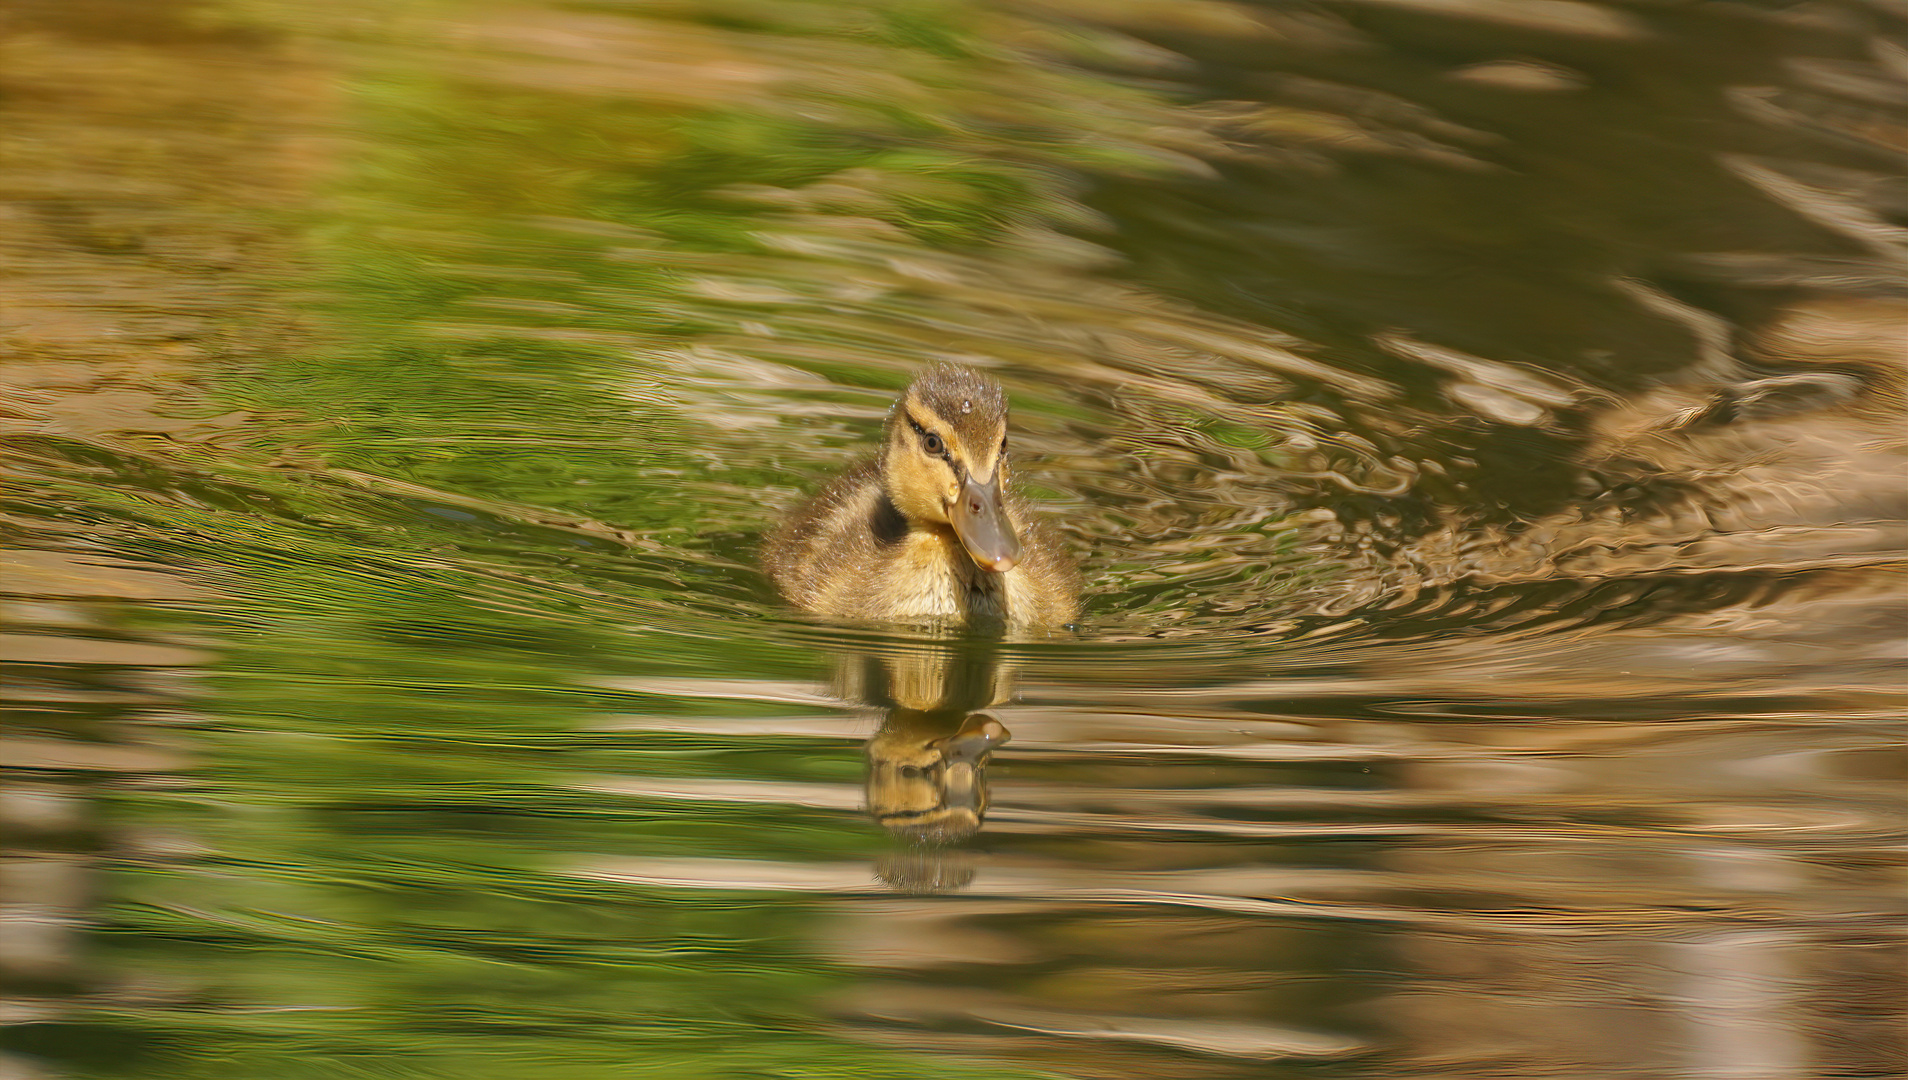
<box><xmin>922</xmin><ymin>432</ymin><xmax>944</xmax><ymax>456</ymax></box>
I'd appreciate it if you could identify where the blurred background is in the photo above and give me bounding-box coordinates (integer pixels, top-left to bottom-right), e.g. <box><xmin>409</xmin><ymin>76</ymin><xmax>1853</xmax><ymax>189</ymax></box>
<box><xmin>3</xmin><ymin>0</ymin><xmax>1904</xmax><ymax>1077</ymax></box>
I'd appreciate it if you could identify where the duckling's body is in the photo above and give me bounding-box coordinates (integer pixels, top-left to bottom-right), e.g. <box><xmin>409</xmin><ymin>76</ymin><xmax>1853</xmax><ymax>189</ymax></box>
<box><xmin>764</xmin><ymin>366</ymin><xmax>1080</xmax><ymax>628</ymax></box>
<box><xmin>767</xmin><ymin>458</ymin><xmax>1077</xmax><ymax>626</ymax></box>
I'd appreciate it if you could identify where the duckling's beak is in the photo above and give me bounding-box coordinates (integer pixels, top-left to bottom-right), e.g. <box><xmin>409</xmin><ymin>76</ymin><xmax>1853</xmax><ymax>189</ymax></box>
<box><xmin>950</xmin><ymin>473</ymin><xmax>1021</xmax><ymax>573</ymax></box>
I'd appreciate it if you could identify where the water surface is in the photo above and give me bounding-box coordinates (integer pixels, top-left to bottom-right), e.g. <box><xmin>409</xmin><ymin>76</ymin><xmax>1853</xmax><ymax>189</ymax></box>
<box><xmin>4</xmin><ymin>1</ymin><xmax>1904</xmax><ymax>1077</ymax></box>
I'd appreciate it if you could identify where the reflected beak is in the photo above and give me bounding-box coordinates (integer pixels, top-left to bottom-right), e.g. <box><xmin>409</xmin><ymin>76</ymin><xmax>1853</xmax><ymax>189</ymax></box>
<box><xmin>931</xmin><ymin>716</ymin><xmax>1010</xmax><ymax>815</ymax></box>
<box><xmin>939</xmin><ymin>715</ymin><xmax>1010</xmax><ymax>766</ymax></box>
<box><xmin>949</xmin><ymin>474</ymin><xmax>1021</xmax><ymax>573</ymax></box>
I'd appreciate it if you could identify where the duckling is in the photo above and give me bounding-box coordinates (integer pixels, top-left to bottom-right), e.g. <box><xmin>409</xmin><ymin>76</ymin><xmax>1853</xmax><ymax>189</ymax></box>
<box><xmin>764</xmin><ymin>364</ymin><xmax>1080</xmax><ymax>628</ymax></box>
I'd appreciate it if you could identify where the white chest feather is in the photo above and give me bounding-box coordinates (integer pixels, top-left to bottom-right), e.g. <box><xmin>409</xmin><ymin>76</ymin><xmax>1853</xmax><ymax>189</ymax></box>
<box><xmin>882</xmin><ymin>530</ymin><xmax>1009</xmax><ymax>620</ymax></box>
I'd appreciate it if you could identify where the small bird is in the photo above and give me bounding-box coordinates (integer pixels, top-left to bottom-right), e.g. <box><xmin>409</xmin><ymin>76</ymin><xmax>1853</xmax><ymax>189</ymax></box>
<box><xmin>764</xmin><ymin>364</ymin><xmax>1080</xmax><ymax>628</ymax></box>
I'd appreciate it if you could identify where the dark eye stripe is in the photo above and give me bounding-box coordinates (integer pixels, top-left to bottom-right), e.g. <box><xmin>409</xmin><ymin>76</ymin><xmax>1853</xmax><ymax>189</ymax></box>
<box><xmin>904</xmin><ymin>415</ymin><xmax>950</xmax><ymax>459</ymax></box>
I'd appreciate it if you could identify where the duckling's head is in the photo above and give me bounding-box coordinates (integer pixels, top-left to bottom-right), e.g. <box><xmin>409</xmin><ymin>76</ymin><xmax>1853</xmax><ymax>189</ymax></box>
<box><xmin>879</xmin><ymin>364</ymin><xmax>1022</xmax><ymax>573</ymax></box>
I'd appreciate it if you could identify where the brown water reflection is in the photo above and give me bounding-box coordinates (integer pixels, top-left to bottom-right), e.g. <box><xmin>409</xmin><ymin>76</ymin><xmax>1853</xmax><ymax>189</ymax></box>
<box><xmin>588</xmin><ymin>597</ymin><xmax>1903</xmax><ymax>1077</ymax></box>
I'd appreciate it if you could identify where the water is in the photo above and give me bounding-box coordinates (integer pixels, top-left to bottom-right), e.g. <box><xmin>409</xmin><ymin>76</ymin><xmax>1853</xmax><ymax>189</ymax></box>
<box><xmin>4</xmin><ymin>1</ymin><xmax>1904</xmax><ymax>1077</ymax></box>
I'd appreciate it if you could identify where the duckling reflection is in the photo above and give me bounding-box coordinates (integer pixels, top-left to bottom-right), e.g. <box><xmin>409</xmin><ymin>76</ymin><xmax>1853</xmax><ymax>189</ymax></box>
<box><xmin>866</xmin><ymin>711</ymin><xmax>1009</xmax><ymax>846</ymax></box>
<box><xmin>834</xmin><ymin>639</ymin><xmax>1017</xmax><ymax>893</ymax></box>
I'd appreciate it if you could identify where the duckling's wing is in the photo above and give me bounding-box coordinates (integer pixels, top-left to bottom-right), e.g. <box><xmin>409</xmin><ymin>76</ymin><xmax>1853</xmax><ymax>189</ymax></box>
<box><xmin>763</xmin><ymin>457</ymin><xmax>884</xmax><ymax>609</ymax></box>
<box><xmin>1004</xmin><ymin>489</ymin><xmax>1084</xmax><ymax>627</ymax></box>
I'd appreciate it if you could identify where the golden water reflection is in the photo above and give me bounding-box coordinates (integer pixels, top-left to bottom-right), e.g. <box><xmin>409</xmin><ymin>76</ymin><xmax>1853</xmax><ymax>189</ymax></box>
<box><xmin>582</xmin><ymin>588</ymin><xmax>1903</xmax><ymax>1076</ymax></box>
